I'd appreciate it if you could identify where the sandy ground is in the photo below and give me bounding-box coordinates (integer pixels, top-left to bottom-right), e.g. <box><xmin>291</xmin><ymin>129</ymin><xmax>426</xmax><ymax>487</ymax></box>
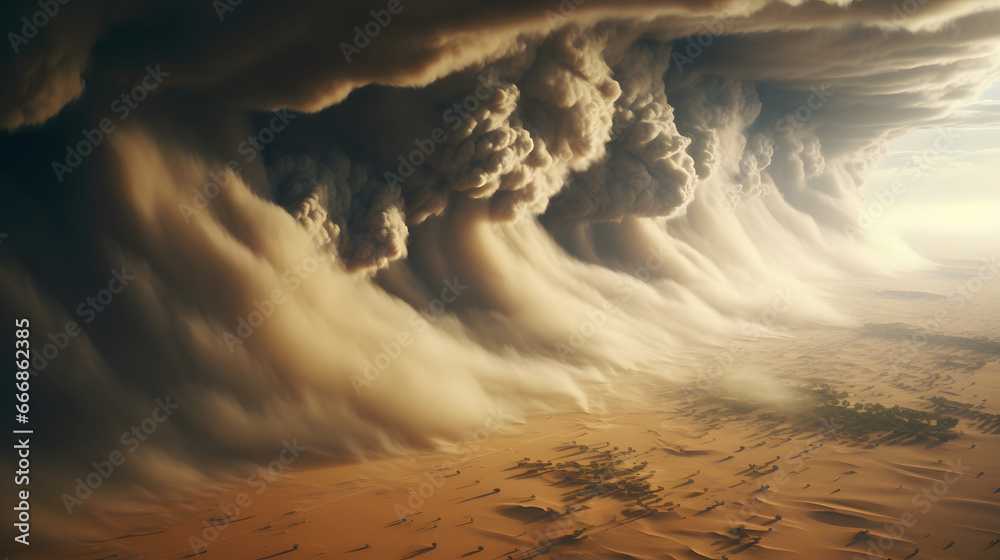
<box><xmin>26</xmin><ymin>261</ymin><xmax>1000</xmax><ymax>560</ymax></box>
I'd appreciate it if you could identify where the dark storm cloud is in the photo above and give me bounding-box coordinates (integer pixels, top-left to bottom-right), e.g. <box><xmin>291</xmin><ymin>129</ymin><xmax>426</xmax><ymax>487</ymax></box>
<box><xmin>2</xmin><ymin>0</ymin><xmax>1000</xmax><ymax>540</ymax></box>
<box><xmin>3</xmin><ymin>0</ymin><xmax>998</xmax><ymax>232</ymax></box>
<box><xmin>269</xmin><ymin>151</ymin><xmax>409</xmax><ymax>272</ymax></box>
<box><xmin>544</xmin><ymin>41</ymin><xmax>699</xmax><ymax>222</ymax></box>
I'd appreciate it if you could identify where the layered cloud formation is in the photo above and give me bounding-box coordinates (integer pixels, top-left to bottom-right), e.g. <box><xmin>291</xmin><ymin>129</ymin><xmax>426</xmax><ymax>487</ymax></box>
<box><xmin>1</xmin><ymin>0</ymin><xmax>999</xmax><ymax>537</ymax></box>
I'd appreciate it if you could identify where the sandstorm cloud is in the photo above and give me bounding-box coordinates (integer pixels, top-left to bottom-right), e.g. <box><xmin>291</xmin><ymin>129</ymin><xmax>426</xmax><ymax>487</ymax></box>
<box><xmin>1</xmin><ymin>0</ymin><xmax>999</xmax><ymax>532</ymax></box>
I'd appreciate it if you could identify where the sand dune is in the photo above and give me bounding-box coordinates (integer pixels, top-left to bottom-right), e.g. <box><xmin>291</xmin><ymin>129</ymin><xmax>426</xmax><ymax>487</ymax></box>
<box><xmin>29</xmin><ymin>265</ymin><xmax>1000</xmax><ymax>559</ymax></box>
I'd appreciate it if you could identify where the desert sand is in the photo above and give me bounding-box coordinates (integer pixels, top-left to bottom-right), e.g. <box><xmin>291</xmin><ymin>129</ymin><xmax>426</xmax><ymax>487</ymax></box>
<box><xmin>31</xmin><ymin>261</ymin><xmax>1000</xmax><ymax>560</ymax></box>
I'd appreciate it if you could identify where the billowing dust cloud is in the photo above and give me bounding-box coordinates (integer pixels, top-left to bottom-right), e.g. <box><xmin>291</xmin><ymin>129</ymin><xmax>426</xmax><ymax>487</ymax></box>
<box><xmin>1</xmin><ymin>0</ymin><xmax>999</xmax><ymax>532</ymax></box>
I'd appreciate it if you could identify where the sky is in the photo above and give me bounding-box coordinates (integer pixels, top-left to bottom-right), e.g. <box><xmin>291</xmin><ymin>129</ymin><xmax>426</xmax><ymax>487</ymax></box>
<box><xmin>2</xmin><ymin>0</ymin><xmax>1000</xmax><ymax>536</ymax></box>
<box><xmin>862</xmin><ymin>79</ymin><xmax>1000</xmax><ymax>260</ymax></box>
